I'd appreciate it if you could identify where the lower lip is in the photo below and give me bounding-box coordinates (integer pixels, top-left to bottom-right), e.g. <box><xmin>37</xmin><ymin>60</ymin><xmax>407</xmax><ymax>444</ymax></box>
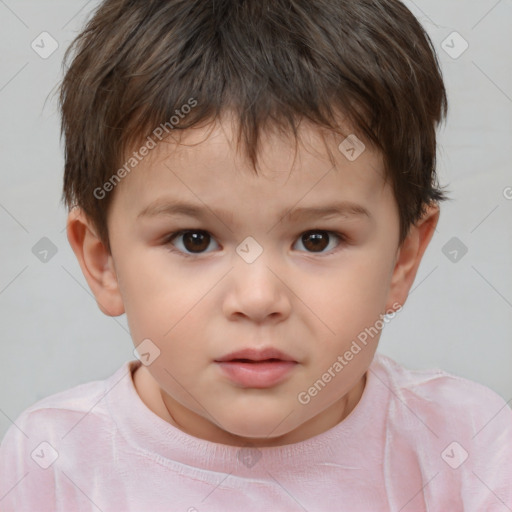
<box><xmin>215</xmin><ymin>360</ymin><xmax>297</xmax><ymax>388</ymax></box>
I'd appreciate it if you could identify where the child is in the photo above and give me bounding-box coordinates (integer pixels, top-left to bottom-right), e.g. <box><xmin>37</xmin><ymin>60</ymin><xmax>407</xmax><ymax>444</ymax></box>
<box><xmin>1</xmin><ymin>0</ymin><xmax>511</xmax><ymax>510</ymax></box>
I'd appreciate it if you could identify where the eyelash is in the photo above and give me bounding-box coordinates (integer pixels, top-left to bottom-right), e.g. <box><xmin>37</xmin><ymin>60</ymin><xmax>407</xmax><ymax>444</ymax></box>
<box><xmin>163</xmin><ymin>229</ymin><xmax>348</xmax><ymax>258</ymax></box>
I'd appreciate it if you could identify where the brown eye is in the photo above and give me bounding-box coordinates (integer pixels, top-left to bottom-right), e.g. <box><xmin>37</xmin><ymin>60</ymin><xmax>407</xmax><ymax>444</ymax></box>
<box><xmin>168</xmin><ymin>230</ymin><xmax>219</xmax><ymax>254</ymax></box>
<box><xmin>295</xmin><ymin>230</ymin><xmax>343</xmax><ymax>253</ymax></box>
<box><xmin>182</xmin><ymin>231</ymin><xmax>210</xmax><ymax>252</ymax></box>
<box><xmin>302</xmin><ymin>231</ymin><xmax>329</xmax><ymax>252</ymax></box>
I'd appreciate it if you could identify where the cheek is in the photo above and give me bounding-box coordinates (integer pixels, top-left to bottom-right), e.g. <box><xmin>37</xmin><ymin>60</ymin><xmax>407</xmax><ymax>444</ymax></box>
<box><xmin>114</xmin><ymin>251</ymin><xmax>188</xmax><ymax>340</ymax></box>
<box><xmin>300</xmin><ymin>255</ymin><xmax>391</xmax><ymax>325</ymax></box>
<box><xmin>118</xmin><ymin>256</ymin><xmax>214</xmax><ymax>368</ymax></box>
<box><xmin>294</xmin><ymin>254</ymin><xmax>393</xmax><ymax>371</ymax></box>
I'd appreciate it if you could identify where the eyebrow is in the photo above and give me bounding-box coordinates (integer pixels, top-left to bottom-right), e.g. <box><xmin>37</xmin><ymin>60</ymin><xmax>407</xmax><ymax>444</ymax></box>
<box><xmin>137</xmin><ymin>198</ymin><xmax>371</xmax><ymax>222</ymax></box>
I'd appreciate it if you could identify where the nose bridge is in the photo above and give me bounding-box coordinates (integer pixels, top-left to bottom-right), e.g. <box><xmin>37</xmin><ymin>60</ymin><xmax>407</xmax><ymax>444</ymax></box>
<box><xmin>225</xmin><ymin>240</ymin><xmax>291</xmax><ymax>321</ymax></box>
<box><xmin>234</xmin><ymin>241</ymin><xmax>279</xmax><ymax>295</ymax></box>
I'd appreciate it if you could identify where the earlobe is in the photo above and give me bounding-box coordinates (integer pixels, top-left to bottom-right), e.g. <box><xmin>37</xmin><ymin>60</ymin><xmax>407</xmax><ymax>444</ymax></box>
<box><xmin>66</xmin><ymin>208</ymin><xmax>125</xmax><ymax>317</ymax></box>
<box><xmin>385</xmin><ymin>204</ymin><xmax>440</xmax><ymax>312</ymax></box>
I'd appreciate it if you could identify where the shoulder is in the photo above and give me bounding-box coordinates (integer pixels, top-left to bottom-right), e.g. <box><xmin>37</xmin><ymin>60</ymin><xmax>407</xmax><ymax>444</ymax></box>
<box><xmin>6</xmin><ymin>365</ymin><xmax>122</xmax><ymax>433</ymax></box>
<box><xmin>371</xmin><ymin>354</ymin><xmax>512</xmax><ymax>414</ymax></box>
<box><xmin>371</xmin><ymin>352</ymin><xmax>512</xmax><ymax>428</ymax></box>
<box><xmin>0</xmin><ymin>361</ymin><xmax>133</xmax><ymax>462</ymax></box>
<box><xmin>0</xmin><ymin>361</ymin><xmax>135</xmax><ymax>509</ymax></box>
<box><xmin>370</xmin><ymin>354</ymin><xmax>512</xmax><ymax>507</ymax></box>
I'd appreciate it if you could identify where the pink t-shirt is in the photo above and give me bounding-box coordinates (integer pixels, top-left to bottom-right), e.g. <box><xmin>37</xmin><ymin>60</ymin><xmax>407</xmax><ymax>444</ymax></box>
<box><xmin>1</xmin><ymin>353</ymin><xmax>511</xmax><ymax>511</ymax></box>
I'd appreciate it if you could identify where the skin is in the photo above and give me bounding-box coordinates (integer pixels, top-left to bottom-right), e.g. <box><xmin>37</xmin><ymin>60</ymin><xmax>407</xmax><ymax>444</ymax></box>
<box><xmin>67</xmin><ymin>114</ymin><xmax>439</xmax><ymax>447</ymax></box>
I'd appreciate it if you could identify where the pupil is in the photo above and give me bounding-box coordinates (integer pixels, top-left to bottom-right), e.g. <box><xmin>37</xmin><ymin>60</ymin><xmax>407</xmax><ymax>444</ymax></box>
<box><xmin>180</xmin><ymin>231</ymin><xmax>330</xmax><ymax>253</ymax></box>
<box><xmin>184</xmin><ymin>232</ymin><xmax>209</xmax><ymax>252</ymax></box>
<box><xmin>304</xmin><ymin>231</ymin><xmax>328</xmax><ymax>252</ymax></box>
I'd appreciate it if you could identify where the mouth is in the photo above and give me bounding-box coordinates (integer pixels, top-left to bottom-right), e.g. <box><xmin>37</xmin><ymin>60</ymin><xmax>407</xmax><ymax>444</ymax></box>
<box><xmin>214</xmin><ymin>347</ymin><xmax>297</xmax><ymax>363</ymax></box>
<box><xmin>214</xmin><ymin>348</ymin><xmax>298</xmax><ymax>388</ymax></box>
<box><xmin>227</xmin><ymin>358</ymin><xmax>286</xmax><ymax>363</ymax></box>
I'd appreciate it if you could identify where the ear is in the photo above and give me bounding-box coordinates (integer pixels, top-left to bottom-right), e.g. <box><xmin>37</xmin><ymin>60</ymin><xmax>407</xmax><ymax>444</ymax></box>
<box><xmin>385</xmin><ymin>203</ymin><xmax>440</xmax><ymax>312</ymax></box>
<box><xmin>66</xmin><ymin>207</ymin><xmax>125</xmax><ymax>317</ymax></box>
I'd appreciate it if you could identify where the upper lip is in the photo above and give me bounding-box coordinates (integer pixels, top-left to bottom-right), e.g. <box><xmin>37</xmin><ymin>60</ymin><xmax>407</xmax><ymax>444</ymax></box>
<box><xmin>215</xmin><ymin>347</ymin><xmax>297</xmax><ymax>363</ymax></box>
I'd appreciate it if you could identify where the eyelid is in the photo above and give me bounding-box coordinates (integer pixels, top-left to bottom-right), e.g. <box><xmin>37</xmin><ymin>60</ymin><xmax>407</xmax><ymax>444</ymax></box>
<box><xmin>293</xmin><ymin>230</ymin><xmax>347</xmax><ymax>256</ymax></box>
<box><xmin>164</xmin><ymin>228</ymin><xmax>348</xmax><ymax>257</ymax></box>
<box><xmin>164</xmin><ymin>229</ymin><xmax>219</xmax><ymax>258</ymax></box>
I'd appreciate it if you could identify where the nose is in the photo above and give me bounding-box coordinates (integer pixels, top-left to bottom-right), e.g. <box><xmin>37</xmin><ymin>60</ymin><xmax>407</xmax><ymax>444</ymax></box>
<box><xmin>222</xmin><ymin>252</ymin><xmax>292</xmax><ymax>324</ymax></box>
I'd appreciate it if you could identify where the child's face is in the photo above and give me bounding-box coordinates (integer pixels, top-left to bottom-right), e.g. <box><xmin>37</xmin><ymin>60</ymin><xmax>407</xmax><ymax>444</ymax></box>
<box><xmin>69</xmin><ymin>115</ymin><xmax>438</xmax><ymax>446</ymax></box>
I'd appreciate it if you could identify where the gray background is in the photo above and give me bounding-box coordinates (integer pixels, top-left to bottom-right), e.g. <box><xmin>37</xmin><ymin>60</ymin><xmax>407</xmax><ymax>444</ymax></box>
<box><xmin>1</xmin><ymin>0</ymin><xmax>511</xmax><ymax>441</ymax></box>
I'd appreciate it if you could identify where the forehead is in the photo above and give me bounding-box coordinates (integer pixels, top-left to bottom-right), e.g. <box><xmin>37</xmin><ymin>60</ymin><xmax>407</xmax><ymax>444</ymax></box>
<box><xmin>173</xmin><ymin>115</ymin><xmax>379</xmax><ymax>168</ymax></box>
<box><xmin>112</xmin><ymin>115</ymin><xmax>390</xmax><ymax>222</ymax></box>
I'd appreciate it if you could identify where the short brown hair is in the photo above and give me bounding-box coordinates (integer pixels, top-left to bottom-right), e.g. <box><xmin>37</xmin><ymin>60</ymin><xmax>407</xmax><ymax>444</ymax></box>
<box><xmin>59</xmin><ymin>0</ymin><xmax>449</xmax><ymax>252</ymax></box>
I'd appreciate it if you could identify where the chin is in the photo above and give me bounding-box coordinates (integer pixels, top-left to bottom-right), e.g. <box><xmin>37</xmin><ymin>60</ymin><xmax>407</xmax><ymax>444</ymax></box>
<box><xmin>219</xmin><ymin>412</ymin><xmax>299</xmax><ymax>442</ymax></box>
